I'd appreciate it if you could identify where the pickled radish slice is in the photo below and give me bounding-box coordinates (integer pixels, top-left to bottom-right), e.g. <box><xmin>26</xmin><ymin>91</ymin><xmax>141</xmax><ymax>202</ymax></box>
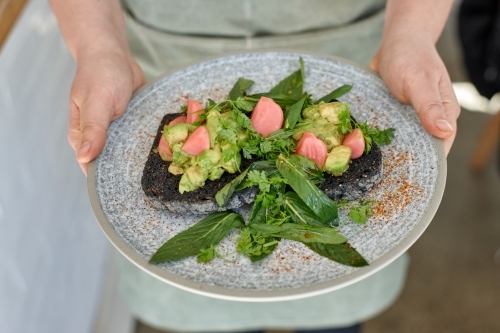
<box><xmin>187</xmin><ymin>100</ymin><xmax>204</xmax><ymax>124</ymax></box>
<box><xmin>342</xmin><ymin>128</ymin><xmax>365</xmax><ymax>159</ymax></box>
<box><xmin>181</xmin><ymin>126</ymin><xmax>210</xmax><ymax>156</ymax></box>
<box><xmin>250</xmin><ymin>96</ymin><xmax>284</xmax><ymax>138</ymax></box>
<box><xmin>169</xmin><ymin>115</ymin><xmax>187</xmax><ymax>126</ymax></box>
<box><xmin>158</xmin><ymin>135</ymin><xmax>172</xmax><ymax>161</ymax></box>
<box><xmin>296</xmin><ymin>132</ymin><xmax>328</xmax><ymax>168</ymax></box>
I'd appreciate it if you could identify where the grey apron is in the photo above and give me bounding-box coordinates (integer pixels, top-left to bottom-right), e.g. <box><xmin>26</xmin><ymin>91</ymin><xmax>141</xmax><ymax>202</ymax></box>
<box><xmin>118</xmin><ymin>1</ymin><xmax>409</xmax><ymax>331</ymax></box>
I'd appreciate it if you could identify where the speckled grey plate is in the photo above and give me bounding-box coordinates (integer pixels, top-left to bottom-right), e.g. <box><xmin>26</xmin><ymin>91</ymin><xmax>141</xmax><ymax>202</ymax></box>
<box><xmin>88</xmin><ymin>52</ymin><xmax>446</xmax><ymax>302</ymax></box>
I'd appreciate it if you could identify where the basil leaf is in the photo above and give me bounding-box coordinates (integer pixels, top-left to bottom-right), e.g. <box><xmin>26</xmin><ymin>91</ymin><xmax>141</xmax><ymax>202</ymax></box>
<box><xmin>307</xmin><ymin>242</ymin><xmax>368</xmax><ymax>267</ymax></box>
<box><xmin>283</xmin><ymin>192</ymin><xmax>327</xmax><ymax>227</ymax></box>
<box><xmin>215</xmin><ymin>168</ymin><xmax>249</xmax><ymax>207</ymax></box>
<box><xmin>250</xmin><ymin>223</ymin><xmax>347</xmax><ymax>244</ymax></box>
<box><xmin>316</xmin><ymin>84</ymin><xmax>353</xmax><ymax>103</ymax></box>
<box><xmin>276</xmin><ymin>154</ymin><xmax>338</xmax><ymax>225</ymax></box>
<box><xmin>246</xmin><ymin>93</ymin><xmax>299</xmax><ymax>107</ymax></box>
<box><xmin>229</xmin><ymin>78</ymin><xmax>254</xmax><ymax>100</ymax></box>
<box><xmin>287</xmin><ymin>154</ymin><xmax>324</xmax><ymax>183</ymax></box>
<box><xmin>149</xmin><ymin>211</ymin><xmax>244</xmax><ymax>263</ymax></box>
<box><xmin>269</xmin><ymin>58</ymin><xmax>305</xmax><ymax>100</ymax></box>
<box><xmin>248</xmin><ymin>201</ymin><xmax>266</xmax><ymax>225</ymax></box>
<box><xmin>284</xmin><ymin>96</ymin><xmax>306</xmax><ymax>130</ymax></box>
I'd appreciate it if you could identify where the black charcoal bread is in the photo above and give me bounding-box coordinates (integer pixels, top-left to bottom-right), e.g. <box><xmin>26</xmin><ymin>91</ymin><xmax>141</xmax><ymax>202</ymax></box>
<box><xmin>141</xmin><ymin>113</ymin><xmax>382</xmax><ymax>215</ymax></box>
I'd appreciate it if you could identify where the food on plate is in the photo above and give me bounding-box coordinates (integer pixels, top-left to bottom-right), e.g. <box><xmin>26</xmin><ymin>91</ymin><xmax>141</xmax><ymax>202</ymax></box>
<box><xmin>141</xmin><ymin>59</ymin><xmax>395</xmax><ymax>267</ymax></box>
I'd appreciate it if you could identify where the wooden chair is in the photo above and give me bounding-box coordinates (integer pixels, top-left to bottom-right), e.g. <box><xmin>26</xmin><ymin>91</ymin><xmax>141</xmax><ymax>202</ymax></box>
<box><xmin>469</xmin><ymin>111</ymin><xmax>500</xmax><ymax>171</ymax></box>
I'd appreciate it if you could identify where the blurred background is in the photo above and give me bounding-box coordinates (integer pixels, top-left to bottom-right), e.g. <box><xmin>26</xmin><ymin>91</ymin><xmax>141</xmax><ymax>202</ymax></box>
<box><xmin>0</xmin><ymin>0</ymin><xmax>498</xmax><ymax>332</ymax></box>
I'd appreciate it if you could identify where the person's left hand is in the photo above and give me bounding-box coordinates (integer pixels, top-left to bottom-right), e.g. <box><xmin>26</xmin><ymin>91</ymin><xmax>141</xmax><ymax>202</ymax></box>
<box><xmin>370</xmin><ymin>35</ymin><xmax>460</xmax><ymax>155</ymax></box>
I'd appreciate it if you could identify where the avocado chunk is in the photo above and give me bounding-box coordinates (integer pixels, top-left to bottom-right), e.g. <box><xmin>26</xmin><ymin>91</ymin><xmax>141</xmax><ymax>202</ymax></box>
<box><xmin>324</xmin><ymin>145</ymin><xmax>352</xmax><ymax>176</ymax></box>
<box><xmin>318</xmin><ymin>102</ymin><xmax>349</xmax><ymax>124</ymax></box>
<box><xmin>206</xmin><ymin>110</ymin><xmax>222</xmax><ymax>146</ymax></box>
<box><xmin>168</xmin><ymin>163</ymin><xmax>184</xmax><ymax>175</ymax></box>
<box><xmin>197</xmin><ymin>149</ymin><xmax>221</xmax><ymax>170</ymax></box>
<box><xmin>185</xmin><ymin>165</ymin><xmax>209</xmax><ymax>188</ymax></box>
<box><xmin>302</xmin><ymin>105</ymin><xmax>320</xmax><ymax>120</ymax></box>
<box><xmin>220</xmin><ymin>143</ymin><xmax>241</xmax><ymax>173</ymax></box>
<box><xmin>208</xmin><ymin>167</ymin><xmax>225</xmax><ymax>181</ymax></box>
<box><xmin>171</xmin><ymin>143</ymin><xmax>192</xmax><ymax>166</ymax></box>
<box><xmin>179</xmin><ymin>173</ymin><xmax>197</xmax><ymax>194</ymax></box>
<box><xmin>163</xmin><ymin>123</ymin><xmax>189</xmax><ymax>144</ymax></box>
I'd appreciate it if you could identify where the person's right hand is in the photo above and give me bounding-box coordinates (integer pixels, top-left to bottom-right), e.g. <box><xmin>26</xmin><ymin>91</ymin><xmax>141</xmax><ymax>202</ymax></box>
<box><xmin>68</xmin><ymin>47</ymin><xmax>145</xmax><ymax>175</ymax></box>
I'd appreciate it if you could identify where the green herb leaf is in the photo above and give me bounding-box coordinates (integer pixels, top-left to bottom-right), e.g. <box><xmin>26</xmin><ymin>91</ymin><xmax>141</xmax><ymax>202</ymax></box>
<box><xmin>229</xmin><ymin>78</ymin><xmax>254</xmax><ymax>100</ymax></box>
<box><xmin>149</xmin><ymin>211</ymin><xmax>244</xmax><ymax>263</ymax></box>
<box><xmin>248</xmin><ymin>200</ymin><xmax>266</xmax><ymax>225</ymax></box>
<box><xmin>316</xmin><ymin>84</ymin><xmax>353</xmax><ymax>103</ymax></box>
<box><xmin>197</xmin><ymin>245</ymin><xmax>217</xmax><ymax>263</ymax></box>
<box><xmin>215</xmin><ymin>168</ymin><xmax>249</xmax><ymax>207</ymax></box>
<box><xmin>307</xmin><ymin>242</ymin><xmax>368</xmax><ymax>267</ymax></box>
<box><xmin>349</xmin><ymin>202</ymin><xmax>374</xmax><ymax>224</ymax></box>
<box><xmin>286</xmin><ymin>154</ymin><xmax>324</xmax><ymax>183</ymax></box>
<box><xmin>337</xmin><ymin>108</ymin><xmax>353</xmax><ymax>135</ymax></box>
<box><xmin>245</xmin><ymin>93</ymin><xmax>300</xmax><ymax>107</ymax></box>
<box><xmin>250</xmin><ymin>223</ymin><xmax>347</xmax><ymax>244</ymax></box>
<box><xmin>356</xmin><ymin>122</ymin><xmax>395</xmax><ymax>154</ymax></box>
<box><xmin>236</xmin><ymin>227</ymin><xmax>277</xmax><ymax>261</ymax></box>
<box><xmin>283</xmin><ymin>192</ymin><xmax>328</xmax><ymax>227</ymax></box>
<box><xmin>284</xmin><ymin>96</ymin><xmax>306</xmax><ymax>129</ymax></box>
<box><xmin>234</xmin><ymin>97</ymin><xmax>256</xmax><ymax>112</ymax></box>
<box><xmin>276</xmin><ymin>154</ymin><xmax>338</xmax><ymax>225</ymax></box>
<box><xmin>268</xmin><ymin>58</ymin><xmax>304</xmax><ymax>100</ymax></box>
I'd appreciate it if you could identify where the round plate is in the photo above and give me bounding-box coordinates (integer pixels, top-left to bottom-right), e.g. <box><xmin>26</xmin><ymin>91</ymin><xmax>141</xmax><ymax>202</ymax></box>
<box><xmin>88</xmin><ymin>52</ymin><xmax>446</xmax><ymax>302</ymax></box>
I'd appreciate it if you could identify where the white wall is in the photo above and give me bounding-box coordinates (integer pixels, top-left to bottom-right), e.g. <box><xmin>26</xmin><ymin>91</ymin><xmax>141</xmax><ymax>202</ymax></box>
<box><xmin>0</xmin><ymin>1</ymin><xmax>110</xmax><ymax>332</ymax></box>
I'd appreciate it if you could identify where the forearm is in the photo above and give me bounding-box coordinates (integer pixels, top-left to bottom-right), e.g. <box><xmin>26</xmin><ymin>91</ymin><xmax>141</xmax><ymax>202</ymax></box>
<box><xmin>382</xmin><ymin>0</ymin><xmax>454</xmax><ymax>45</ymax></box>
<box><xmin>49</xmin><ymin>0</ymin><xmax>129</xmax><ymax>63</ymax></box>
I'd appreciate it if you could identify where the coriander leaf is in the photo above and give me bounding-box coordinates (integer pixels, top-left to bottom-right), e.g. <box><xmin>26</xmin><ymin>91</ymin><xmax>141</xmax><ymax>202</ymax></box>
<box><xmin>149</xmin><ymin>211</ymin><xmax>244</xmax><ymax>263</ymax></box>
<box><xmin>284</xmin><ymin>96</ymin><xmax>306</xmax><ymax>129</ymax></box>
<box><xmin>283</xmin><ymin>192</ymin><xmax>328</xmax><ymax>227</ymax></box>
<box><xmin>250</xmin><ymin>223</ymin><xmax>347</xmax><ymax>244</ymax></box>
<box><xmin>197</xmin><ymin>245</ymin><xmax>217</xmax><ymax>263</ymax></box>
<box><xmin>229</xmin><ymin>78</ymin><xmax>254</xmax><ymax>100</ymax></box>
<box><xmin>316</xmin><ymin>84</ymin><xmax>353</xmax><ymax>103</ymax></box>
<box><xmin>338</xmin><ymin>108</ymin><xmax>353</xmax><ymax>134</ymax></box>
<box><xmin>371</xmin><ymin>128</ymin><xmax>396</xmax><ymax>146</ymax></box>
<box><xmin>277</xmin><ymin>154</ymin><xmax>338</xmax><ymax>225</ymax></box>
<box><xmin>349</xmin><ymin>203</ymin><xmax>374</xmax><ymax>224</ymax></box>
<box><xmin>307</xmin><ymin>242</ymin><xmax>368</xmax><ymax>267</ymax></box>
<box><xmin>215</xmin><ymin>168</ymin><xmax>249</xmax><ymax>207</ymax></box>
<box><xmin>236</xmin><ymin>227</ymin><xmax>276</xmax><ymax>262</ymax></box>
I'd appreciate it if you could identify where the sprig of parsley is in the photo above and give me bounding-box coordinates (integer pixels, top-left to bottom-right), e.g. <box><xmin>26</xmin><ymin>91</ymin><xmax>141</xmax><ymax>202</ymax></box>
<box><xmin>348</xmin><ymin>200</ymin><xmax>375</xmax><ymax>224</ymax></box>
<box><xmin>356</xmin><ymin>122</ymin><xmax>395</xmax><ymax>154</ymax></box>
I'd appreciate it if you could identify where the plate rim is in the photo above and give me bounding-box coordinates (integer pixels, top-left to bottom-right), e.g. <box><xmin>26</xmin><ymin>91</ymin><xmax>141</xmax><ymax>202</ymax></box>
<box><xmin>87</xmin><ymin>51</ymin><xmax>447</xmax><ymax>302</ymax></box>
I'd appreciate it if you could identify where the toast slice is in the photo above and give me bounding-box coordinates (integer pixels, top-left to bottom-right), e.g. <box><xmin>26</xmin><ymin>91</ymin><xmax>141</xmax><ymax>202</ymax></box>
<box><xmin>141</xmin><ymin>113</ymin><xmax>382</xmax><ymax>215</ymax></box>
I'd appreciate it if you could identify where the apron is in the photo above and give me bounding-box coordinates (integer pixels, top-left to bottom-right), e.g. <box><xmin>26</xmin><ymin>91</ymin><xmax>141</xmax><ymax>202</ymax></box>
<box><xmin>118</xmin><ymin>2</ymin><xmax>409</xmax><ymax>331</ymax></box>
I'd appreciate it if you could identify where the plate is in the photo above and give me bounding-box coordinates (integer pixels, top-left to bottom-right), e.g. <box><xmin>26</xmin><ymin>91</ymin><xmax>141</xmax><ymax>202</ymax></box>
<box><xmin>88</xmin><ymin>52</ymin><xmax>446</xmax><ymax>302</ymax></box>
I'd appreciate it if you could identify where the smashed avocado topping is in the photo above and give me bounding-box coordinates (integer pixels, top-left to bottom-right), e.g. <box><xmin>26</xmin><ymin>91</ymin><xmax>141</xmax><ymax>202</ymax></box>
<box><xmin>160</xmin><ymin>94</ymin><xmax>391</xmax><ymax>194</ymax></box>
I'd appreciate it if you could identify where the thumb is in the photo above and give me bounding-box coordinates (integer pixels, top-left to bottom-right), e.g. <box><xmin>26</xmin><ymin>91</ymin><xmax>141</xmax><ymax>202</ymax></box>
<box><xmin>76</xmin><ymin>98</ymin><xmax>114</xmax><ymax>164</ymax></box>
<box><xmin>405</xmin><ymin>74</ymin><xmax>455</xmax><ymax>140</ymax></box>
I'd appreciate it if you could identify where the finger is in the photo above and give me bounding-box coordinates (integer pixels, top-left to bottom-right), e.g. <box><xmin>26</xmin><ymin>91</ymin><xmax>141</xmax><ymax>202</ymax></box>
<box><xmin>437</xmin><ymin>76</ymin><xmax>461</xmax><ymax>155</ymax></box>
<box><xmin>404</xmin><ymin>72</ymin><xmax>455</xmax><ymax>140</ymax></box>
<box><xmin>79</xmin><ymin>162</ymin><xmax>88</xmax><ymax>177</ymax></box>
<box><xmin>68</xmin><ymin>100</ymin><xmax>82</xmax><ymax>153</ymax></box>
<box><xmin>76</xmin><ymin>94</ymin><xmax>115</xmax><ymax>164</ymax></box>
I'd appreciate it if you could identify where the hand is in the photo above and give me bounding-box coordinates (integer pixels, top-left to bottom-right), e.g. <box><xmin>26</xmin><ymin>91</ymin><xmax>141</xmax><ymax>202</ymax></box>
<box><xmin>68</xmin><ymin>47</ymin><xmax>145</xmax><ymax>175</ymax></box>
<box><xmin>370</xmin><ymin>36</ymin><xmax>460</xmax><ymax>155</ymax></box>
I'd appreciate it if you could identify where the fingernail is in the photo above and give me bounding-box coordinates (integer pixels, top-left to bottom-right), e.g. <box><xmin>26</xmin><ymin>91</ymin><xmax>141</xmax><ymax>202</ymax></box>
<box><xmin>435</xmin><ymin>119</ymin><xmax>454</xmax><ymax>133</ymax></box>
<box><xmin>77</xmin><ymin>142</ymin><xmax>91</xmax><ymax>160</ymax></box>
